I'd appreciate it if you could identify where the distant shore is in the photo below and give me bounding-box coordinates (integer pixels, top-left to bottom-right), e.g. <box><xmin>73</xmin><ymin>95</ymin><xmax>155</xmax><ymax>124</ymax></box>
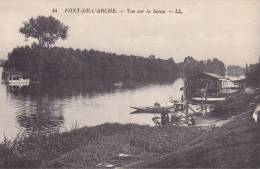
<box><xmin>0</xmin><ymin>89</ymin><xmax>259</xmax><ymax>168</ymax></box>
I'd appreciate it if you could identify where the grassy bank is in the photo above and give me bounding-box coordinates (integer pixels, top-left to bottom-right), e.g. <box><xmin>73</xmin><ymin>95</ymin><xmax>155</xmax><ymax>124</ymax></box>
<box><xmin>211</xmin><ymin>89</ymin><xmax>259</xmax><ymax>119</ymax></box>
<box><xmin>132</xmin><ymin>112</ymin><xmax>260</xmax><ymax>168</ymax></box>
<box><xmin>0</xmin><ymin>123</ymin><xmax>209</xmax><ymax>168</ymax></box>
<box><xmin>130</xmin><ymin>89</ymin><xmax>260</xmax><ymax>168</ymax></box>
<box><xmin>0</xmin><ymin>89</ymin><xmax>259</xmax><ymax>168</ymax></box>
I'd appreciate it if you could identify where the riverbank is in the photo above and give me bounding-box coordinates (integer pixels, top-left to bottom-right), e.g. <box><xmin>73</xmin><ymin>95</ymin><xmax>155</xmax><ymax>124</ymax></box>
<box><xmin>0</xmin><ymin>89</ymin><xmax>259</xmax><ymax>168</ymax></box>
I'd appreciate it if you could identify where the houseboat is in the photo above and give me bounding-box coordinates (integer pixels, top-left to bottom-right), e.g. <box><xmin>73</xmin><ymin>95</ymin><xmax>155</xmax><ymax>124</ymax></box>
<box><xmin>186</xmin><ymin>72</ymin><xmax>227</xmax><ymax>102</ymax></box>
<box><xmin>187</xmin><ymin>72</ymin><xmax>240</xmax><ymax>91</ymax></box>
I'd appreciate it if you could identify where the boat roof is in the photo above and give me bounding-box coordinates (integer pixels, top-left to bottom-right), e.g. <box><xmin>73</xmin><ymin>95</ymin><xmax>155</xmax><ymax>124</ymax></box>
<box><xmin>233</xmin><ymin>78</ymin><xmax>246</xmax><ymax>82</ymax></box>
<box><xmin>188</xmin><ymin>72</ymin><xmax>224</xmax><ymax>80</ymax></box>
<box><xmin>203</xmin><ymin>73</ymin><xmax>224</xmax><ymax>79</ymax></box>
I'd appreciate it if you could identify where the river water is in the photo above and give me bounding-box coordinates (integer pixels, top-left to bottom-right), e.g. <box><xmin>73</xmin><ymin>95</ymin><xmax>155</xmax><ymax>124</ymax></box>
<box><xmin>0</xmin><ymin>68</ymin><xmax>184</xmax><ymax>138</ymax></box>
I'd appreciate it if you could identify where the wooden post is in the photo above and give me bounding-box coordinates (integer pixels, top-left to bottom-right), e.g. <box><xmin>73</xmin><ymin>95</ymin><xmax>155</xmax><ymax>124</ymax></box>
<box><xmin>185</xmin><ymin>80</ymin><xmax>189</xmax><ymax>116</ymax></box>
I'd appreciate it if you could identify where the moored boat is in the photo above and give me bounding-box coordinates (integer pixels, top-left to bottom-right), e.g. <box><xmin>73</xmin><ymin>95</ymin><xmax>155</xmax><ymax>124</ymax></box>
<box><xmin>192</xmin><ymin>97</ymin><xmax>226</xmax><ymax>102</ymax></box>
<box><xmin>130</xmin><ymin>100</ymin><xmax>214</xmax><ymax>126</ymax></box>
<box><xmin>130</xmin><ymin>105</ymin><xmax>174</xmax><ymax>114</ymax></box>
<box><xmin>8</xmin><ymin>75</ymin><xmax>30</xmax><ymax>85</ymax></box>
<box><xmin>114</xmin><ymin>81</ymin><xmax>123</xmax><ymax>87</ymax></box>
<box><xmin>130</xmin><ymin>101</ymin><xmax>213</xmax><ymax>115</ymax></box>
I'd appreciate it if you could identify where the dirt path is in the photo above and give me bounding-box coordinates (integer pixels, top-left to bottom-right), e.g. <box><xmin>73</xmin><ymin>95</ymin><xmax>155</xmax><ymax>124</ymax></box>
<box><xmin>196</xmin><ymin>110</ymin><xmax>251</xmax><ymax>127</ymax></box>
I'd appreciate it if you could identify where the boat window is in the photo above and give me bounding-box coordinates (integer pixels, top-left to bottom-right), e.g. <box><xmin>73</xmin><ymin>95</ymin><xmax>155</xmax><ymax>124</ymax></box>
<box><xmin>175</xmin><ymin>104</ymin><xmax>184</xmax><ymax>110</ymax></box>
<box><xmin>11</xmin><ymin>76</ymin><xmax>21</xmax><ymax>80</ymax></box>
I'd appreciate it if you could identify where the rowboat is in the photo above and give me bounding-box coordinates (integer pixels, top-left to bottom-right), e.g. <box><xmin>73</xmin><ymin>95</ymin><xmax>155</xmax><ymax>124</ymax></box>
<box><xmin>130</xmin><ymin>105</ymin><xmax>175</xmax><ymax>114</ymax></box>
<box><xmin>130</xmin><ymin>101</ymin><xmax>214</xmax><ymax>115</ymax></box>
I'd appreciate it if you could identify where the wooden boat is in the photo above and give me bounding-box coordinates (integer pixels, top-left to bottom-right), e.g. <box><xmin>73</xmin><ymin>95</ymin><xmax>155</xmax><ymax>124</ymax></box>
<box><xmin>130</xmin><ymin>98</ymin><xmax>215</xmax><ymax>127</ymax></box>
<box><xmin>131</xmin><ymin>101</ymin><xmax>214</xmax><ymax>115</ymax></box>
<box><xmin>130</xmin><ymin>105</ymin><xmax>175</xmax><ymax>114</ymax></box>
<box><xmin>130</xmin><ymin>100</ymin><xmax>191</xmax><ymax>114</ymax></box>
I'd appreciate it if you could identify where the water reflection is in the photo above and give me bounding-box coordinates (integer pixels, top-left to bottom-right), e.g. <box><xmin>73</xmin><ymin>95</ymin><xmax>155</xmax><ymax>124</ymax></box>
<box><xmin>15</xmin><ymin>96</ymin><xmax>64</xmax><ymax>135</ymax></box>
<box><xmin>1</xmin><ymin>73</ymin><xmax>184</xmax><ymax>138</ymax></box>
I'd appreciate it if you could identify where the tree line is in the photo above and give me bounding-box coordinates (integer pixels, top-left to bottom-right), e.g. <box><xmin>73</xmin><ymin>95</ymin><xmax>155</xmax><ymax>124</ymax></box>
<box><xmin>245</xmin><ymin>61</ymin><xmax>260</xmax><ymax>87</ymax></box>
<box><xmin>2</xmin><ymin>46</ymin><xmax>180</xmax><ymax>82</ymax></box>
<box><xmin>2</xmin><ymin>47</ymin><xmax>227</xmax><ymax>82</ymax></box>
<box><xmin>227</xmin><ymin>65</ymin><xmax>245</xmax><ymax>77</ymax></box>
<box><xmin>180</xmin><ymin>56</ymin><xmax>226</xmax><ymax>77</ymax></box>
<box><xmin>2</xmin><ymin>15</ymin><xmax>227</xmax><ymax>82</ymax></box>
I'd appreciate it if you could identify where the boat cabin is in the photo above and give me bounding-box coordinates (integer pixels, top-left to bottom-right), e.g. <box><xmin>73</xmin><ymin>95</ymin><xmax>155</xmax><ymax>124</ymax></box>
<box><xmin>233</xmin><ymin>78</ymin><xmax>246</xmax><ymax>90</ymax></box>
<box><xmin>187</xmin><ymin>72</ymin><xmax>224</xmax><ymax>94</ymax></box>
<box><xmin>9</xmin><ymin>75</ymin><xmax>23</xmax><ymax>81</ymax></box>
<box><xmin>186</xmin><ymin>72</ymin><xmax>241</xmax><ymax>99</ymax></box>
<box><xmin>174</xmin><ymin>102</ymin><xmax>185</xmax><ymax>111</ymax></box>
<box><xmin>7</xmin><ymin>74</ymin><xmax>30</xmax><ymax>85</ymax></box>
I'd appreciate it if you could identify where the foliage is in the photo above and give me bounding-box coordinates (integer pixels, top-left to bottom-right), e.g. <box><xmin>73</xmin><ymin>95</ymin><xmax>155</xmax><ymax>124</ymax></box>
<box><xmin>212</xmin><ymin>92</ymin><xmax>253</xmax><ymax>118</ymax></box>
<box><xmin>0</xmin><ymin>59</ymin><xmax>6</xmax><ymax>67</ymax></box>
<box><xmin>226</xmin><ymin>65</ymin><xmax>245</xmax><ymax>77</ymax></box>
<box><xmin>181</xmin><ymin>56</ymin><xmax>226</xmax><ymax>77</ymax></box>
<box><xmin>19</xmin><ymin>16</ymin><xmax>68</xmax><ymax>47</ymax></box>
<box><xmin>0</xmin><ymin>123</ymin><xmax>147</xmax><ymax>168</ymax></box>
<box><xmin>0</xmin><ymin>123</ymin><xmax>205</xmax><ymax>168</ymax></box>
<box><xmin>246</xmin><ymin>63</ymin><xmax>260</xmax><ymax>87</ymax></box>
<box><xmin>3</xmin><ymin>46</ymin><xmax>180</xmax><ymax>82</ymax></box>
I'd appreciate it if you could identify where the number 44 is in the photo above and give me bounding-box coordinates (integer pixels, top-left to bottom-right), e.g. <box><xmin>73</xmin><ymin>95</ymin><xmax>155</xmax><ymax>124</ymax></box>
<box><xmin>52</xmin><ymin>8</ymin><xmax>58</xmax><ymax>13</ymax></box>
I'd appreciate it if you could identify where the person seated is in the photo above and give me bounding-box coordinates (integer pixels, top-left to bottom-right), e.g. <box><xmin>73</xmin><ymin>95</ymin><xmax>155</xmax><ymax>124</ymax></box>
<box><xmin>161</xmin><ymin>112</ymin><xmax>170</xmax><ymax>125</ymax></box>
<box><xmin>152</xmin><ymin>116</ymin><xmax>161</xmax><ymax>126</ymax></box>
<box><xmin>191</xmin><ymin>117</ymin><xmax>196</xmax><ymax>125</ymax></box>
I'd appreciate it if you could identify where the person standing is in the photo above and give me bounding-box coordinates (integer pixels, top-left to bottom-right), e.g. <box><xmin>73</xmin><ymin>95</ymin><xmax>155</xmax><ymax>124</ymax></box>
<box><xmin>252</xmin><ymin>104</ymin><xmax>260</xmax><ymax>124</ymax></box>
<box><xmin>161</xmin><ymin>111</ymin><xmax>169</xmax><ymax>125</ymax></box>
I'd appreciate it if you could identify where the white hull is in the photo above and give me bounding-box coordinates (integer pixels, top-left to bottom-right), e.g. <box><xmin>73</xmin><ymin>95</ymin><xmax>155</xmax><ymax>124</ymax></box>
<box><xmin>8</xmin><ymin>79</ymin><xmax>30</xmax><ymax>84</ymax></box>
<box><xmin>8</xmin><ymin>79</ymin><xmax>30</xmax><ymax>87</ymax></box>
<box><xmin>192</xmin><ymin>97</ymin><xmax>226</xmax><ymax>102</ymax></box>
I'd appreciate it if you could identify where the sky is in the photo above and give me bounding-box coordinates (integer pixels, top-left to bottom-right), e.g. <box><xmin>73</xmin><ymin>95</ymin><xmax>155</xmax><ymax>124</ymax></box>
<box><xmin>0</xmin><ymin>0</ymin><xmax>260</xmax><ymax>66</ymax></box>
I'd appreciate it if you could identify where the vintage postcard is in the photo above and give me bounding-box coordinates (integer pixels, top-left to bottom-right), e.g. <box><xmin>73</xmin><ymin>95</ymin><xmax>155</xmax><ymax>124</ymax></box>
<box><xmin>0</xmin><ymin>0</ymin><xmax>259</xmax><ymax>168</ymax></box>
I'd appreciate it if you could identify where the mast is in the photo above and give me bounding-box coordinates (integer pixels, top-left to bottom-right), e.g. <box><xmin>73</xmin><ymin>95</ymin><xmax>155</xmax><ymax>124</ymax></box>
<box><xmin>184</xmin><ymin>78</ymin><xmax>189</xmax><ymax>115</ymax></box>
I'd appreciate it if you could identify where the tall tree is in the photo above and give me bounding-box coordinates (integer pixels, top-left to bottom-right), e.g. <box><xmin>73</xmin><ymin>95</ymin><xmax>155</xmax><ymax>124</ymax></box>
<box><xmin>19</xmin><ymin>15</ymin><xmax>69</xmax><ymax>47</ymax></box>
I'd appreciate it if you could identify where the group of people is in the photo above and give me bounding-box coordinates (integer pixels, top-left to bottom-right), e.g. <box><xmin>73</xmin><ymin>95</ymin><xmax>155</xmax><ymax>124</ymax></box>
<box><xmin>152</xmin><ymin>111</ymin><xmax>196</xmax><ymax>126</ymax></box>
